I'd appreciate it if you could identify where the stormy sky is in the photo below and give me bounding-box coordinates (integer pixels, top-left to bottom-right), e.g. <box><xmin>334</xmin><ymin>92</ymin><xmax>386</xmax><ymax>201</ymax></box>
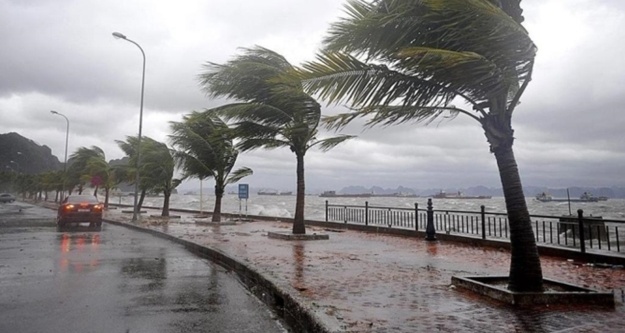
<box><xmin>1</xmin><ymin>0</ymin><xmax>624</xmax><ymax>192</ymax></box>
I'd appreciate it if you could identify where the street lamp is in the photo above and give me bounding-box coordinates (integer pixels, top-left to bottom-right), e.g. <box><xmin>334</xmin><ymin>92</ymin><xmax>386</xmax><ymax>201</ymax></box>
<box><xmin>112</xmin><ymin>31</ymin><xmax>146</xmax><ymax>222</ymax></box>
<box><xmin>50</xmin><ymin>110</ymin><xmax>69</xmax><ymax>199</ymax></box>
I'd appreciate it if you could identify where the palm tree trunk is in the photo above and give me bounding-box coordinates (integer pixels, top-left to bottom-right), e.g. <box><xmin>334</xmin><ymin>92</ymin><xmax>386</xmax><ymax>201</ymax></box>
<box><xmin>493</xmin><ymin>142</ymin><xmax>544</xmax><ymax>292</ymax></box>
<box><xmin>138</xmin><ymin>189</ymin><xmax>146</xmax><ymax>210</ymax></box>
<box><xmin>104</xmin><ymin>187</ymin><xmax>110</xmax><ymax>208</ymax></box>
<box><xmin>213</xmin><ymin>183</ymin><xmax>223</xmax><ymax>222</ymax></box>
<box><xmin>162</xmin><ymin>189</ymin><xmax>171</xmax><ymax>217</ymax></box>
<box><xmin>293</xmin><ymin>153</ymin><xmax>306</xmax><ymax>234</ymax></box>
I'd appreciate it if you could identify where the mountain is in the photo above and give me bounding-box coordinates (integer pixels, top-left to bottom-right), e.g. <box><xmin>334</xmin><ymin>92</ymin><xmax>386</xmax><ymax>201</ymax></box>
<box><xmin>0</xmin><ymin>132</ymin><xmax>62</xmax><ymax>174</ymax></box>
<box><xmin>335</xmin><ymin>185</ymin><xmax>625</xmax><ymax>199</ymax></box>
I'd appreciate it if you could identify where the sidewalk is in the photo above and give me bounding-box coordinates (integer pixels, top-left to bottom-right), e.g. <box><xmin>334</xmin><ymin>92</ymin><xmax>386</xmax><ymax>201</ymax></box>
<box><xmin>104</xmin><ymin>207</ymin><xmax>625</xmax><ymax>333</ymax></box>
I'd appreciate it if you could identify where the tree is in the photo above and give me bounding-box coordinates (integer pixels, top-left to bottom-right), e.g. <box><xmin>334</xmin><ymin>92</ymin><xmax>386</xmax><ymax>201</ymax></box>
<box><xmin>199</xmin><ymin>46</ymin><xmax>353</xmax><ymax>233</ymax></box>
<box><xmin>169</xmin><ymin>112</ymin><xmax>252</xmax><ymax>222</ymax></box>
<box><xmin>116</xmin><ymin>136</ymin><xmax>179</xmax><ymax>215</ymax></box>
<box><xmin>137</xmin><ymin>137</ymin><xmax>180</xmax><ymax>216</ymax></box>
<box><xmin>67</xmin><ymin>146</ymin><xmax>107</xmax><ymax>196</ymax></box>
<box><xmin>299</xmin><ymin>0</ymin><xmax>541</xmax><ymax>291</ymax></box>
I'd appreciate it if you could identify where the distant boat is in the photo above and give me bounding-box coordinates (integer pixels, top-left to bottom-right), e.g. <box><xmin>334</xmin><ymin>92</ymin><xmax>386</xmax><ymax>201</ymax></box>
<box><xmin>432</xmin><ymin>191</ymin><xmax>491</xmax><ymax>199</ymax></box>
<box><xmin>258</xmin><ymin>190</ymin><xmax>293</xmax><ymax>196</ymax></box>
<box><xmin>535</xmin><ymin>192</ymin><xmax>599</xmax><ymax>203</ymax></box>
<box><xmin>258</xmin><ymin>190</ymin><xmax>278</xmax><ymax>195</ymax></box>
<box><xmin>319</xmin><ymin>190</ymin><xmax>371</xmax><ymax>198</ymax></box>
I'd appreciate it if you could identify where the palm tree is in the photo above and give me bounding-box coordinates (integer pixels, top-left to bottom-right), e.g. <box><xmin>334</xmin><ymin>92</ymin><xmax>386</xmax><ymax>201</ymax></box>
<box><xmin>116</xmin><ymin>136</ymin><xmax>179</xmax><ymax>215</ymax></box>
<box><xmin>170</xmin><ymin>112</ymin><xmax>252</xmax><ymax>222</ymax></box>
<box><xmin>68</xmin><ymin>146</ymin><xmax>107</xmax><ymax>196</ymax></box>
<box><xmin>298</xmin><ymin>0</ymin><xmax>541</xmax><ymax>291</ymax></box>
<box><xmin>136</xmin><ymin>137</ymin><xmax>180</xmax><ymax>216</ymax></box>
<box><xmin>199</xmin><ymin>46</ymin><xmax>354</xmax><ymax>234</ymax></box>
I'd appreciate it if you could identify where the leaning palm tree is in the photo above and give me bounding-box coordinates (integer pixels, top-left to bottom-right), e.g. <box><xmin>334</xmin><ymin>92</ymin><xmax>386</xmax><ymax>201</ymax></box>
<box><xmin>116</xmin><ymin>136</ymin><xmax>160</xmax><ymax>211</ymax></box>
<box><xmin>199</xmin><ymin>46</ymin><xmax>354</xmax><ymax>234</ymax></box>
<box><xmin>298</xmin><ymin>0</ymin><xmax>541</xmax><ymax>291</ymax></box>
<box><xmin>135</xmin><ymin>137</ymin><xmax>180</xmax><ymax>217</ymax></box>
<box><xmin>170</xmin><ymin>111</ymin><xmax>252</xmax><ymax>222</ymax></box>
<box><xmin>67</xmin><ymin>146</ymin><xmax>106</xmax><ymax>196</ymax></box>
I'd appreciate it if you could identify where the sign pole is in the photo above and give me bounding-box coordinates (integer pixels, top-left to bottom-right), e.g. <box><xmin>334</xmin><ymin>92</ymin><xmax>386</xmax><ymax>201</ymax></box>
<box><xmin>238</xmin><ymin>184</ymin><xmax>249</xmax><ymax>221</ymax></box>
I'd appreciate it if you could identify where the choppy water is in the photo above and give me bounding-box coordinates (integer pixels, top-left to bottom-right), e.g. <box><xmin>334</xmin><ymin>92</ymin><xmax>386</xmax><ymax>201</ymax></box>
<box><xmin>111</xmin><ymin>193</ymin><xmax>625</xmax><ymax>221</ymax></box>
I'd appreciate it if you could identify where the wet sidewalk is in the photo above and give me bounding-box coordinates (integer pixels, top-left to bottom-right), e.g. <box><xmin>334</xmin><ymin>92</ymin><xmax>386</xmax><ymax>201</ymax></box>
<box><xmin>104</xmin><ymin>207</ymin><xmax>625</xmax><ymax>333</ymax></box>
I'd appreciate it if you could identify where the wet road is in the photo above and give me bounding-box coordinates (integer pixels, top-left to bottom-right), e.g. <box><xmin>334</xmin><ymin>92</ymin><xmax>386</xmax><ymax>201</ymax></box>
<box><xmin>0</xmin><ymin>202</ymin><xmax>288</xmax><ymax>333</ymax></box>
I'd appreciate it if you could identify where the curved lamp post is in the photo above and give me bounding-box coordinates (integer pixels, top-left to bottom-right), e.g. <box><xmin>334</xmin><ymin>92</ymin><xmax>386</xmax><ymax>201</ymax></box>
<box><xmin>50</xmin><ymin>110</ymin><xmax>69</xmax><ymax>199</ymax></box>
<box><xmin>112</xmin><ymin>31</ymin><xmax>145</xmax><ymax>222</ymax></box>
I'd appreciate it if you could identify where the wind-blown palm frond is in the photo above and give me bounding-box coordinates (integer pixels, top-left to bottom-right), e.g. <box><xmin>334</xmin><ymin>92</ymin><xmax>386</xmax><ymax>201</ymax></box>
<box><xmin>299</xmin><ymin>51</ymin><xmax>457</xmax><ymax>111</ymax></box>
<box><xmin>225</xmin><ymin>167</ymin><xmax>254</xmax><ymax>185</ymax></box>
<box><xmin>310</xmin><ymin>135</ymin><xmax>356</xmax><ymax>152</ymax></box>
<box><xmin>300</xmin><ymin>0</ymin><xmax>536</xmax><ymax>129</ymax></box>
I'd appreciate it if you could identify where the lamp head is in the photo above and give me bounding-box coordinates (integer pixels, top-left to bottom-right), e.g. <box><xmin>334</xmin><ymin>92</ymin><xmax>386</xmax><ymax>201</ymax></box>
<box><xmin>50</xmin><ymin>110</ymin><xmax>58</xmax><ymax>115</ymax></box>
<box><xmin>112</xmin><ymin>32</ymin><xmax>126</xmax><ymax>39</ymax></box>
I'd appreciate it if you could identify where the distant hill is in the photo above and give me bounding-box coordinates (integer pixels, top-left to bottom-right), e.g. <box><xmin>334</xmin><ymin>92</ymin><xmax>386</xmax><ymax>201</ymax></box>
<box><xmin>0</xmin><ymin>132</ymin><xmax>62</xmax><ymax>174</ymax></box>
<box><xmin>332</xmin><ymin>185</ymin><xmax>625</xmax><ymax>199</ymax></box>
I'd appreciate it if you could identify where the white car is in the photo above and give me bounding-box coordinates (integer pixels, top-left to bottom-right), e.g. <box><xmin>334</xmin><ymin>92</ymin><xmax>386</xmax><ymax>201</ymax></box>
<box><xmin>0</xmin><ymin>193</ymin><xmax>16</xmax><ymax>203</ymax></box>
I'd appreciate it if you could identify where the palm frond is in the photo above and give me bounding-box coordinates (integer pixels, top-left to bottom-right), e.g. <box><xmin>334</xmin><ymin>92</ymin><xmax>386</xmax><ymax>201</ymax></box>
<box><xmin>300</xmin><ymin>51</ymin><xmax>455</xmax><ymax>109</ymax></box>
<box><xmin>225</xmin><ymin>167</ymin><xmax>254</xmax><ymax>185</ymax></box>
<box><xmin>323</xmin><ymin>104</ymin><xmax>473</xmax><ymax>130</ymax></box>
<box><xmin>310</xmin><ymin>135</ymin><xmax>356</xmax><ymax>152</ymax></box>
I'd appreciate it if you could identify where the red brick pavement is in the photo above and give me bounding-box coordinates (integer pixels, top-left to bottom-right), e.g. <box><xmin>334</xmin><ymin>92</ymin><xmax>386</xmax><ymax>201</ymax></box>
<box><xmin>104</xmin><ymin>208</ymin><xmax>625</xmax><ymax>333</ymax></box>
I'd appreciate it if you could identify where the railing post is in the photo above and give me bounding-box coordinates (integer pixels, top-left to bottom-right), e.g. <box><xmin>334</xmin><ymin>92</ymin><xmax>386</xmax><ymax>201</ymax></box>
<box><xmin>481</xmin><ymin>205</ymin><xmax>486</xmax><ymax>240</ymax></box>
<box><xmin>365</xmin><ymin>201</ymin><xmax>369</xmax><ymax>226</ymax></box>
<box><xmin>578</xmin><ymin>209</ymin><xmax>586</xmax><ymax>254</ymax></box>
<box><xmin>325</xmin><ymin>200</ymin><xmax>328</xmax><ymax>222</ymax></box>
<box><xmin>415</xmin><ymin>203</ymin><xmax>419</xmax><ymax>231</ymax></box>
<box><xmin>426</xmin><ymin>198</ymin><xmax>436</xmax><ymax>241</ymax></box>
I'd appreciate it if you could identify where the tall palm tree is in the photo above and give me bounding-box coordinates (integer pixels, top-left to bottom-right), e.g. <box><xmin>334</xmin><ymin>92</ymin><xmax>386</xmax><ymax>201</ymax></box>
<box><xmin>199</xmin><ymin>46</ymin><xmax>354</xmax><ymax>234</ymax></box>
<box><xmin>298</xmin><ymin>0</ymin><xmax>541</xmax><ymax>291</ymax></box>
<box><xmin>169</xmin><ymin>111</ymin><xmax>252</xmax><ymax>222</ymax></box>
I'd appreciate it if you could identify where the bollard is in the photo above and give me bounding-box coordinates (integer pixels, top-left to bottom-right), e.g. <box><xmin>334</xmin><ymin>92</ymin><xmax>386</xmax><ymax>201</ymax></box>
<box><xmin>578</xmin><ymin>209</ymin><xmax>586</xmax><ymax>254</ymax></box>
<box><xmin>425</xmin><ymin>198</ymin><xmax>436</xmax><ymax>241</ymax></box>
<box><xmin>415</xmin><ymin>203</ymin><xmax>419</xmax><ymax>231</ymax></box>
<box><xmin>325</xmin><ymin>200</ymin><xmax>328</xmax><ymax>222</ymax></box>
<box><xmin>481</xmin><ymin>205</ymin><xmax>486</xmax><ymax>240</ymax></box>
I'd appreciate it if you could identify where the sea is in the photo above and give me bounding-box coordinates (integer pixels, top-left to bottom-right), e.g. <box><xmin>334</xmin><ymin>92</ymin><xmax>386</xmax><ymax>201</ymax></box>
<box><xmin>111</xmin><ymin>193</ymin><xmax>625</xmax><ymax>221</ymax></box>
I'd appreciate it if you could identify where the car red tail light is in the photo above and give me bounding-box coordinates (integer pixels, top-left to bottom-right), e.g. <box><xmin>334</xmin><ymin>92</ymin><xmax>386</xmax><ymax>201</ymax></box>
<box><xmin>93</xmin><ymin>204</ymin><xmax>103</xmax><ymax>212</ymax></box>
<box><xmin>63</xmin><ymin>204</ymin><xmax>75</xmax><ymax>211</ymax></box>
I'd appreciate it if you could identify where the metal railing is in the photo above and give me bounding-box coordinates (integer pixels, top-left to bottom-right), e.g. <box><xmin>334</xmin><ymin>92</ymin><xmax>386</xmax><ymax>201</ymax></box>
<box><xmin>325</xmin><ymin>200</ymin><xmax>625</xmax><ymax>256</ymax></box>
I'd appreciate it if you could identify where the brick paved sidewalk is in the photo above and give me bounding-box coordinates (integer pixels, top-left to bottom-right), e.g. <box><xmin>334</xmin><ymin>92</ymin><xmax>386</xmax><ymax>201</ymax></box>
<box><xmin>104</xmin><ymin>208</ymin><xmax>625</xmax><ymax>333</ymax></box>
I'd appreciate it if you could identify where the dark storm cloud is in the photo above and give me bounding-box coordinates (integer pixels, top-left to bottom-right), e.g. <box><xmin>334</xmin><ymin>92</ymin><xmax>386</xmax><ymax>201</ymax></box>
<box><xmin>0</xmin><ymin>0</ymin><xmax>623</xmax><ymax>191</ymax></box>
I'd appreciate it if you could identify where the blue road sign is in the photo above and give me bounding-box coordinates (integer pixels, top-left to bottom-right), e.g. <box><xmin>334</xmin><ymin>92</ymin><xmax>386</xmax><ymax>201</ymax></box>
<box><xmin>238</xmin><ymin>184</ymin><xmax>249</xmax><ymax>199</ymax></box>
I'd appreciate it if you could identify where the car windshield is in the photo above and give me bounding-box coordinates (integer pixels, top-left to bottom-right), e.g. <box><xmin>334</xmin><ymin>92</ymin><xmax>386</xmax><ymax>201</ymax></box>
<box><xmin>65</xmin><ymin>195</ymin><xmax>100</xmax><ymax>204</ymax></box>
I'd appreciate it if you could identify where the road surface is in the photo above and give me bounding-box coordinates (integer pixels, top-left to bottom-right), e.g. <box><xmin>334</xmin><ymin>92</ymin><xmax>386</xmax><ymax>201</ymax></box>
<box><xmin>0</xmin><ymin>201</ymin><xmax>288</xmax><ymax>333</ymax></box>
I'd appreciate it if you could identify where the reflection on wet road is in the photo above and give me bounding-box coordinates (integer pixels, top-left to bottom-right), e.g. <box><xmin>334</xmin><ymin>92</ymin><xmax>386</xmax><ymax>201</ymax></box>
<box><xmin>0</xmin><ymin>204</ymin><xmax>287</xmax><ymax>333</ymax></box>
